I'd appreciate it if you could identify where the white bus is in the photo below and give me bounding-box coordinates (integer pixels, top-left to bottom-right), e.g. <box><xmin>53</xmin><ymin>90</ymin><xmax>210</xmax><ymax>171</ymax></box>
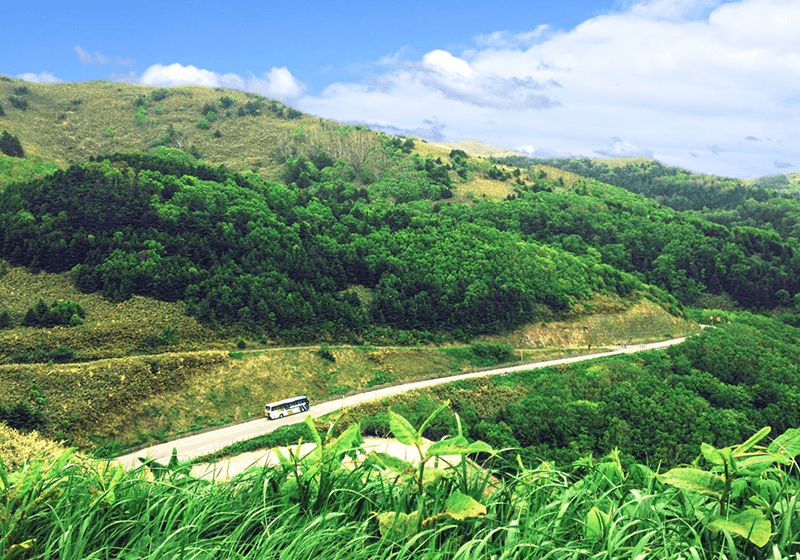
<box><xmin>264</xmin><ymin>395</ymin><xmax>310</xmax><ymax>419</ymax></box>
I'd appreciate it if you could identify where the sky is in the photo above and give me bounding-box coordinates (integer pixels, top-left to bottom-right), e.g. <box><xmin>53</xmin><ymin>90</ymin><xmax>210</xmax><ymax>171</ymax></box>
<box><xmin>3</xmin><ymin>0</ymin><xmax>799</xmax><ymax>178</ymax></box>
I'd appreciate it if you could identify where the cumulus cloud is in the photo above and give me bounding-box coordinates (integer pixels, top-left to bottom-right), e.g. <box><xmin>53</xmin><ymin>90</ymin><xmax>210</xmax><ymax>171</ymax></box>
<box><xmin>140</xmin><ymin>63</ymin><xmax>305</xmax><ymax>102</ymax></box>
<box><xmin>245</xmin><ymin>67</ymin><xmax>306</xmax><ymax>102</ymax></box>
<box><xmin>774</xmin><ymin>161</ymin><xmax>794</xmax><ymax>169</ymax></box>
<box><xmin>17</xmin><ymin>71</ymin><xmax>61</xmax><ymax>83</ymax></box>
<box><xmin>416</xmin><ymin>49</ymin><xmax>559</xmax><ymax>110</ymax></box>
<box><xmin>141</xmin><ymin>63</ymin><xmax>245</xmax><ymax>89</ymax></box>
<box><xmin>295</xmin><ymin>0</ymin><xmax>800</xmax><ymax>177</ymax></box>
<box><xmin>594</xmin><ymin>137</ymin><xmax>654</xmax><ymax>158</ymax></box>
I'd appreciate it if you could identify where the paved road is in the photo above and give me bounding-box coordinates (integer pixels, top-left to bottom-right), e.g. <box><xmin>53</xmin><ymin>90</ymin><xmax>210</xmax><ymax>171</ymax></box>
<box><xmin>114</xmin><ymin>337</ymin><xmax>687</xmax><ymax>468</ymax></box>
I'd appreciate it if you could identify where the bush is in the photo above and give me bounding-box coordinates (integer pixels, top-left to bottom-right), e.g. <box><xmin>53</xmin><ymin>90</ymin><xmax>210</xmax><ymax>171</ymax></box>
<box><xmin>150</xmin><ymin>88</ymin><xmax>170</xmax><ymax>102</ymax></box>
<box><xmin>0</xmin><ymin>103</ymin><xmax>5</xmax><ymax>117</ymax></box>
<box><xmin>0</xmin><ymin>130</ymin><xmax>24</xmax><ymax>157</ymax></box>
<box><xmin>0</xmin><ymin>401</ymin><xmax>44</xmax><ymax>431</ymax></box>
<box><xmin>8</xmin><ymin>96</ymin><xmax>29</xmax><ymax>110</ymax></box>
<box><xmin>197</xmin><ymin>118</ymin><xmax>210</xmax><ymax>130</ymax></box>
<box><xmin>219</xmin><ymin>96</ymin><xmax>235</xmax><ymax>109</ymax></box>
<box><xmin>23</xmin><ymin>299</ymin><xmax>86</xmax><ymax>328</ymax></box>
<box><xmin>244</xmin><ymin>100</ymin><xmax>261</xmax><ymax>116</ymax></box>
<box><xmin>317</xmin><ymin>343</ymin><xmax>335</xmax><ymax>362</ymax></box>
<box><xmin>0</xmin><ymin>310</ymin><xmax>11</xmax><ymax>328</ymax></box>
<box><xmin>12</xmin><ymin>85</ymin><xmax>30</xmax><ymax>95</ymax></box>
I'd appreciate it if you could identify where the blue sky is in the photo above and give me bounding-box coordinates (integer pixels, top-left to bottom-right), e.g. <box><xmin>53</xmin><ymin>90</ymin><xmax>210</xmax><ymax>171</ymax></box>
<box><xmin>4</xmin><ymin>0</ymin><xmax>799</xmax><ymax>178</ymax></box>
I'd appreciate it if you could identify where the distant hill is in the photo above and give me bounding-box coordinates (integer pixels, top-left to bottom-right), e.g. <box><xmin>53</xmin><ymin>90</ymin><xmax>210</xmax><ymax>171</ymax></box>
<box><xmin>0</xmin><ymin>75</ymin><xmax>313</xmax><ymax>179</ymax></box>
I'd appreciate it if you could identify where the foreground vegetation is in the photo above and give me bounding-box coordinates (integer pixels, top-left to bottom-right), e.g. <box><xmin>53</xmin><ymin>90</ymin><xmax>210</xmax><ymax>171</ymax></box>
<box><xmin>2</xmin><ymin>407</ymin><xmax>799</xmax><ymax>560</ymax></box>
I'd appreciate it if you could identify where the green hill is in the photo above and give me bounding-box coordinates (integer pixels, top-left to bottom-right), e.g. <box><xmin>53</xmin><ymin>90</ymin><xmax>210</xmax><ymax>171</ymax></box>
<box><xmin>1</xmin><ymin>77</ymin><xmax>799</xmax><ymax>455</ymax></box>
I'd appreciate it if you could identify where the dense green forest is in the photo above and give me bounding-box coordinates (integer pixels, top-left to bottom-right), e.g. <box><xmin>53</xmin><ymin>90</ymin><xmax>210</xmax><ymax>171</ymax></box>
<box><xmin>497</xmin><ymin>155</ymin><xmax>800</xmax><ymax>241</ymax></box>
<box><xmin>3</xmin><ymin>145</ymin><xmax>800</xmax><ymax>344</ymax></box>
<box><xmin>0</xmin><ymin>147</ymin><xmax>655</xmax><ymax>341</ymax></box>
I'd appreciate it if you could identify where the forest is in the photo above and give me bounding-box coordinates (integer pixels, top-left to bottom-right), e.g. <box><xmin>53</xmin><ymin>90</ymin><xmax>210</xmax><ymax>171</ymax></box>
<box><xmin>0</xmin><ymin>147</ymin><xmax>652</xmax><ymax>342</ymax></box>
<box><xmin>2</xmin><ymin>145</ymin><xmax>799</xmax><ymax>344</ymax></box>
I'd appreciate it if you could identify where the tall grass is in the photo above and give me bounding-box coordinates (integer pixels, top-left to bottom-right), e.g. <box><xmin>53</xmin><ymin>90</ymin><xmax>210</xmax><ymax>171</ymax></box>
<box><xmin>3</xmin><ymin>411</ymin><xmax>799</xmax><ymax>560</ymax></box>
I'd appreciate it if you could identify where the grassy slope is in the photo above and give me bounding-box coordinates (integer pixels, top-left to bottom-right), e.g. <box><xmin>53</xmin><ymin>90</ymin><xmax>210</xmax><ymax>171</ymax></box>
<box><xmin>0</xmin><ymin>76</ymin><xmax>307</xmax><ymax>179</ymax></box>
<box><xmin>0</xmin><ymin>264</ymin><xmax>696</xmax><ymax>451</ymax></box>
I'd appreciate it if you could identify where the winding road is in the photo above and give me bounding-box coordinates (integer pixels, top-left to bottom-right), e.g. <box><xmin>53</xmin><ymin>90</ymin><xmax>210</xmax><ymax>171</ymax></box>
<box><xmin>114</xmin><ymin>337</ymin><xmax>688</xmax><ymax>468</ymax></box>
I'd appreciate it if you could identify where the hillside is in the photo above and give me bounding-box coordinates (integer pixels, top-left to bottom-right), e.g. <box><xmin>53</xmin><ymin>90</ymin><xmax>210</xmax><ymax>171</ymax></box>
<box><xmin>1</xmin><ymin>78</ymin><xmax>799</xmax><ymax>457</ymax></box>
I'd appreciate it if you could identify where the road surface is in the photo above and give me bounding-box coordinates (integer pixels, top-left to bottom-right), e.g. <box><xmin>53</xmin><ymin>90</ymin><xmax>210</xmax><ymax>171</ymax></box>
<box><xmin>114</xmin><ymin>337</ymin><xmax>686</xmax><ymax>468</ymax></box>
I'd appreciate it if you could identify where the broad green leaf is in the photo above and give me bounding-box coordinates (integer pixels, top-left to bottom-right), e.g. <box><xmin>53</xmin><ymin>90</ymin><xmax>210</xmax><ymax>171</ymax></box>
<box><xmin>301</xmin><ymin>462</ymin><xmax>321</xmax><ymax>483</ymax></box>
<box><xmin>427</xmin><ymin>436</ymin><xmax>469</xmax><ymax>456</ymax></box>
<box><xmin>732</xmin><ymin>426</ymin><xmax>771</xmax><ymax>456</ymax></box>
<box><xmin>332</xmin><ymin>423</ymin><xmax>362</xmax><ymax>458</ymax></box>
<box><xmin>768</xmin><ymin>428</ymin><xmax>800</xmax><ymax>458</ymax></box>
<box><xmin>737</xmin><ymin>453</ymin><xmax>791</xmax><ymax>472</ymax></box>
<box><xmin>585</xmin><ymin>506</ymin><xmax>610</xmax><ymax>541</ymax></box>
<box><xmin>707</xmin><ymin>509</ymin><xmax>771</xmax><ymax>547</ymax></box>
<box><xmin>305</xmin><ymin>415</ymin><xmax>323</xmax><ymax>448</ymax></box>
<box><xmin>418</xmin><ymin>400</ymin><xmax>451</xmax><ymax>438</ymax></box>
<box><xmin>444</xmin><ymin>491</ymin><xmax>486</xmax><ymax>520</ymax></box>
<box><xmin>376</xmin><ymin>511</ymin><xmax>419</xmax><ymax>541</ymax></box>
<box><xmin>389</xmin><ymin>410</ymin><xmax>421</xmax><ymax>447</ymax></box>
<box><xmin>659</xmin><ymin>468</ymin><xmax>725</xmax><ymax>498</ymax></box>
<box><xmin>368</xmin><ymin>452</ymin><xmax>416</xmax><ymax>474</ymax></box>
<box><xmin>272</xmin><ymin>447</ymin><xmax>294</xmax><ymax>469</ymax></box>
<box><xmin>427</xmin><ymin>437</ymin><xmax>494</xmax><ymax>457</ymax></box>
<box><xmin>701</xmin><ymin>443</ymin><xmax>726</xmax><ymax>466</ymax></box>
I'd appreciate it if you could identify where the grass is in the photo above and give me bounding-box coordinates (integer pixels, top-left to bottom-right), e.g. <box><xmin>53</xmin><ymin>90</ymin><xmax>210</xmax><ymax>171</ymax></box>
<box><xmin>2</xmin><ymin>413</ymin><xmax>798</xmax><ymax>560</ymax></box>
<box><xmin>0</xmin><ymin>77</ymin><xmax>310</xmax><ymax>179</ymax></box>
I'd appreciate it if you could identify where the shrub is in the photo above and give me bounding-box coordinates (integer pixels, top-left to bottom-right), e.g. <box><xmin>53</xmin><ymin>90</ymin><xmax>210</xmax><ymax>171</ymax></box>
<box><xmin>213</xmin><ymin>130</ymin><xmax>222</xmax><ymax>139</ymax></box>
<box><xmin>317</xmin><ymin>343</ymin><xmax>336</xmax><ymax>362</ymax></box>
<box><xmin>0</xmin><ymin>310</ymin><xmax>11</xmax><ymax>328</ymax></box>
<box><xmin>0</xmin><ymin>130</ymin><xmax>24</xmax><ymax>157</ymax></box>
<box><xmin>23</xmin><ymin>299</ymin><xmax>86</xmax><ymax>328</ymax></box>
<box><xmin>196</xmin><ymin>118</ymin><xmax>210</xmax><ymax>130</ymax></box>
<box><xmin>205</xmin><ymin>111</ymin><xmax>217</xmax><ymax>123</ymax></box>
<box><xmin>48</xmin><ymin>344</ymin><xmax>75</xmax><ymax>362</ymax></box>
<box><xmin>0</xmin><ymin>103</ymin><xmax>5</xmax><ymax>116</ymax></box>
<box><xmin>0</xmin><ymin>401</ymin><xmax>44</xmax><ymax>431</ymax></box>
<box><xmin>150</xmin><ymin>88</ymin><xmax>170</xmax><ymax>102</ymax></box>
<box><xmin>219</xmin><ymin>96</ymin><xmax>235</xmax><ymax>109</ymax></box>
<box><xmin>12</xmin><ymin>85</ymin><xmax>30</xmax><ymax>95</ymax></box>
<box><xmin>244</xmin><ymin>100</ymin><xmax>261</xmax><ymax>116</ymax></box>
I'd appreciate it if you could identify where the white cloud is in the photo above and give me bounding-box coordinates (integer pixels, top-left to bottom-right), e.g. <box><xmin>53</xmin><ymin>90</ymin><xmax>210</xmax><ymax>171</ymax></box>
<box><xmin>245</xmin><ymin>67</ymin><xmax>306</xmax><ymax>102</ymax></box>
<box><xmin>74</xmin><ymin>45</ymin><xmax>133</xmax><ymax>67</ymax></box>
<box><xmin>17</xmin><ymin>71</ymin><xmax>61</xmax><ymax>83</ymax></box>
<box><xmin>594</xmin><ymin>137</ymin><xmax>654</xmax><ymax>158</ymax></box>
<box><xmin>141</xmin><ymin>63</ymin><xmax>246</xmax><ymax>89</ymax></box>
<box><xmin>295</xmin><ymin>0</ymin><xmax>800</xmax><ymax>177</ymax></box>
<box><xmin>139</xmin><ymin>63</ymin><xmax>305</xmax><ymax>103</ymax></box>
<box><xmin>74</xmin><ymin>46</ymin><xmax>93</xmax><ymax>64</ymax></box>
